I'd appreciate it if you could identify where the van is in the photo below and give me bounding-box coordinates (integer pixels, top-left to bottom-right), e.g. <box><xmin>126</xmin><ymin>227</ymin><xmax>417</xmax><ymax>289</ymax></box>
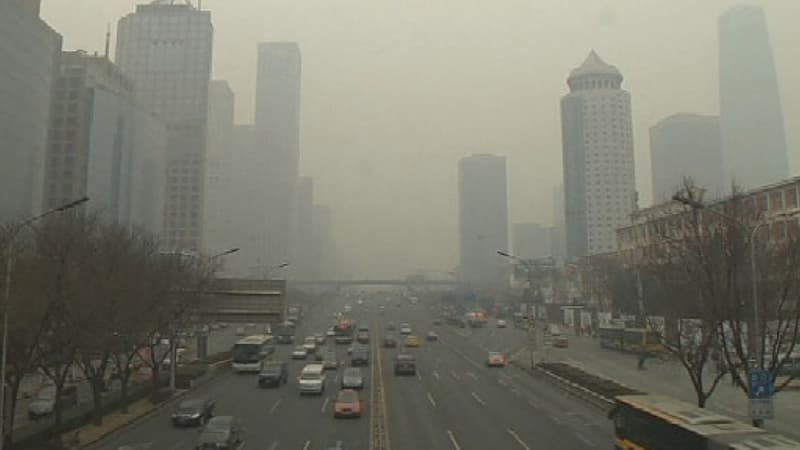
<box><xmin>297</xmin><ymin>364</ymin><xmax>326</xmax><ymax>395</ymax></box>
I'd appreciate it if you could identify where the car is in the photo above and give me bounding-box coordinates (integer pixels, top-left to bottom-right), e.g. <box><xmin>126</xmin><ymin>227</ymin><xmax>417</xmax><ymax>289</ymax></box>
<box><xmin>315</xmin><ymin>333</ymin><xmax>326</xmax><ymax>345</ymax></box>
<box><xmin>292</xmin><ymin>345</ymin><xmax>308</xmax><ymax>360</ymax></box>
<box><xmin>487</xmin><ymin>351</ymin><xmax>507</xmax><ymax>367</ymax></box>
<box><xmin>399</xmin><ymin>324</ymin><xmax>412</xmax><ymax>335</ymax></box>
<box><xmin>258</xmin><ymin>361</ymin><xmax>288</xmax><ymax>387</ymax></box>
<box><xmin>333</xmin><ymin>389</ymin><xmax>363</xmax><ymax>418</ymax></box>
<box><xmin>387</xmin><ymin>322</ymin><xmax>396</xmax><ymax>331</ymax></box>
<box><xmin>351</xmin><ymin>347</ymin><xmax>369</xmax><ymax>366</ymax></box>
<box><xmin>298</xmin><ymin>364</ymin><xmax>326</xmax><ymax>395</ymax></box>
<box><xmin>311</xmin><ymin>347</ymin><xmax>325</xmax><ymax>362</ymax></box>
<box><xmin>195</xmin><ymin>416</ymin><xmax>243</xmax><ymax>450</ymax></box>
<box><xmin>341</xmin><ymin>367</ymin><xmax>364</xmax><ymax>390</ymax></box>
<box><xmin>426</xmin><ymin>331</ymin><xmax>439</xmax><ymax>341</ymax></box>
<box><xmin>28</xmin><ymin>385</ymin><xmax>78</xmax><ymax>420</ymax></box>
<box><xmin>553</xmin><ymin>335</ymin><xmax>569</xmax><ymax>348</ymax></box>
<box><xmin>393</xmin><ymin>354</ymin><xmax>416</xmax><ymax>375</ymax></box>
<box><xmin>496</xmin><ymin>319</ymin><xmax>507</xmax><ymax>328</ymax></box>
<box><xmin>172</xmin><ymin>397</ymin><xmax>215</xmax><ymax>426</ymax></box>
<box><xmin>335</xmin><ymin>334</ymin><xmax>354</xmax><ymax>345</ymax></box>
<box><xmin>383</xmin><ymin>335</ymin><xmax>397</xmax><ymax>348</ymax></box>
<box><xmin>322</xmin><ymin>351</ymin><xmax>338</xmax><ymax>370</ymax></box>
<box><xmin>356</xmin><ymin>331</ymin><xmax>369</xmax><ymax>344</ymax></box>
<box><xmin>404</xmin><ymin>335</ymin><xmax>421</xmax><ymax>347</ymax></box>
<box><xmin>303</xmin><ymin>336</ymin><xmax>317</xmax><ymax>352</ymax></box>
<box><xmin>326</xmin><ymin>329</ymin><xmax>336</xmax><ymax>337</ymax></box>
<box><xmin>433</xmin><ymin>318</ymin><xmax>442</xmax><ymax>325</ymax></box>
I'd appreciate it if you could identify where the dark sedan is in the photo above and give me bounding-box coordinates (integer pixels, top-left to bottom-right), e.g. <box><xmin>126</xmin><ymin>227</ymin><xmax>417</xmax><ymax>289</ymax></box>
<box><xmin>258</xmin><ymin>361</ymin><xmax>288</xmax><ymax>387</ymax></box>
<box><xmin>171</xmin><ymin>397</ymin><xmax>215</xmax><ymax>427</ymax></box>
<box><xmin>195</xmin><ymin>416</ymin><xmax>243</xmax><ymax>450</ymax></box>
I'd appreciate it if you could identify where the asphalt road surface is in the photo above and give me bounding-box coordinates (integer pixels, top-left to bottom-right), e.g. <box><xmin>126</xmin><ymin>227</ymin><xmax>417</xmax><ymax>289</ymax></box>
<box><xmin>91</xmin><ymin>295</ymin><xmax>612</xmax><ymax>450</ymax></box>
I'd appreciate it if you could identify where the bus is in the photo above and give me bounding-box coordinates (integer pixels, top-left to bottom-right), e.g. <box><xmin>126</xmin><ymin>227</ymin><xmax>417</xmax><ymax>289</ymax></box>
<box><xmin>599</xmin><ymin>326</ymin><xmax>665</xmax><ymax>354</ymax></box>
<box><xmin>232</xmin><ymin>334</ymin><xmax>274</xmax><ymax>373</ymax></box>
<box><xmin>610</xmin><ymin>394</ymin><xmax>800</xmax><ymax>449</ymax></box>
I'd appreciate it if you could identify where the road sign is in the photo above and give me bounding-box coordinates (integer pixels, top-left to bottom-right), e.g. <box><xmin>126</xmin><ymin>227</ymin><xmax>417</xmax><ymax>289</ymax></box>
<box><xmin>750</xmin><ymin>398</ymin><xmax>774</xmax><ymax>420</ymax></box>
<box><xmin>748</xmin><ymin>369</ymin><xmax>774</xmax><ymax>399</ymax></box>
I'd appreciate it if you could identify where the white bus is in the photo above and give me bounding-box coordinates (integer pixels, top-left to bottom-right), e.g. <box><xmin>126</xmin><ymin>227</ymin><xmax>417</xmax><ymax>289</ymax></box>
<box><xmin>232</xmin><ymin>334</ymin><xmax>274</xmax><ymax>373</ymax></box>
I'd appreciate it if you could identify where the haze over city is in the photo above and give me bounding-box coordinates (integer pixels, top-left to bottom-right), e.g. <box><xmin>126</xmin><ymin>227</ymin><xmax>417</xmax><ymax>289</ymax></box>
<box><xmin>39</xmin><ymin>0</ymin><xmax>800</xmax><ymax>277</ymax></box>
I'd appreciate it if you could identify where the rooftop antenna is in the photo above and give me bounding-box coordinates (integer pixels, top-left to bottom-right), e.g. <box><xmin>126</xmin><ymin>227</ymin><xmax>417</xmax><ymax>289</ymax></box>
<box><xmin>104</xmin><ymin>23</ymin><xmax>111</xmax><ymax>59</ymax></box>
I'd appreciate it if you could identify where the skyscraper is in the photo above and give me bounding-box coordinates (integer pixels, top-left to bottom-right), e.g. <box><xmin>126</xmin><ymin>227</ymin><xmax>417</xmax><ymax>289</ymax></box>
<box><xmin>44</xmin><ymin>50</ymin><xmax>166</xmax><ymax>232</ymax></box>
<box><xmin>116</xmin><ymin>0</ymin><xmax>213</xmax><ymax>250</ymax></box>
<box><xmin>254</xmin><ymin>42</ymin><xmax>302</xmax><ymax>268</ymax></box>
<box><xmin>458</xmin><ymin>154</ymin><xmax>509</xmax><ymax>285</ymax></box>
<box><xmin>0</xmin><ymin>0</ymin><xmax>62</xmax><ymax>222</ymax></box>
<box><xmin>561</xmin><ymin>51</ymin><xmax>636</xmax><ymax>257</ymax></box>
<box><xmin>650</xmin><ymin>114</ymin><xmax>724</xmax><ymax>202</ymax></box>
<box><xmin>718</xmin><ymin>5</ymin><xmax>788</xmax><ymax>188</ymax></box>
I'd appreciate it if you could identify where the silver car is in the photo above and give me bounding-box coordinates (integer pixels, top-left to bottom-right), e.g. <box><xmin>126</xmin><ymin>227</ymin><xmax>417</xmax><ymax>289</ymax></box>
<box><xmin>341</xmin><ymin>367</ymin><xmax>364</xmax><ymax>390</ymax></box>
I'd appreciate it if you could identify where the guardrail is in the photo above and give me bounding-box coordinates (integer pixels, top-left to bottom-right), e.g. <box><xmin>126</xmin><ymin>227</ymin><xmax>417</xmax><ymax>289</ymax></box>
<box><xmin>370</xmin><ymin>325</ymin><xmax>390</xmax><ymax>450</ymax></box>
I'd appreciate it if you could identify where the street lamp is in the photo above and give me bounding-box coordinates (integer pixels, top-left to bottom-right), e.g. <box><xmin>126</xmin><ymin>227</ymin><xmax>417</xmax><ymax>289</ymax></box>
<box><xmin>497</xmin><ymin>250</ymin><xmax>555</xmax><ymax>366</ymax></box>
<box><xmin>211</xmin><ymin>247</ymin><xmax>239</xmax><ymax>260</ymax></box>
<box><xmin>265</xmin><ymin>261</ymin><xmax>290</xmax><ymax>279</ymax></box>
<box><xmin>0</xmin><ymin>196</ymin><xmax>88</xmax><ymax>449</ymax></box>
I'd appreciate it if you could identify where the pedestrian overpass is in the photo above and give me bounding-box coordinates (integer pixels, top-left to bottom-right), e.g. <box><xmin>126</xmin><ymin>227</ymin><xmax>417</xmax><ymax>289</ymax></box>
<box><xmin>291</xmin><ymin>279</ymin><xmax>460</xmax><ymax>287</ymax></box>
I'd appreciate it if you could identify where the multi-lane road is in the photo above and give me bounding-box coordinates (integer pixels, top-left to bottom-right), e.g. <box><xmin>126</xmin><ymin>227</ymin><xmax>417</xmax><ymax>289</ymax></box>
<box><xmin>92</xmin><ymin>296</ymin><xmax>613</xmax><ymax>450</ymax></box>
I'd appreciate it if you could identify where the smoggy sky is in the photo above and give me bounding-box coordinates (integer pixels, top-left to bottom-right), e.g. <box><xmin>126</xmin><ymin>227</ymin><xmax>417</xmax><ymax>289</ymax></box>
<box><xmin>41</xmin><ymin>0</ymin><xmax>800</xmax><ymax>277</ymax></box>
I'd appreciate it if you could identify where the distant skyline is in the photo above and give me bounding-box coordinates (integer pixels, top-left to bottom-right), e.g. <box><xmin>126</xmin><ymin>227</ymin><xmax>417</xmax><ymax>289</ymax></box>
<box><xmin>40</xmin><ymin>0</ymin><xmax>800</xmax><ymax>277</ymax></box>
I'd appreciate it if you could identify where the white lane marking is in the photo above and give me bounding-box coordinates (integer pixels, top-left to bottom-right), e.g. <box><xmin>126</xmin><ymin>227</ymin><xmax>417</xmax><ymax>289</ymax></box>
<box><xmin>466</xmin><ymin>371</ymin><xmax>478</xmax><ymax>381</ymax></box>
<box><xmin>432</xmin><ymin>370</ymin><xmax>441</xmax><ymax>381</ymax></box>
<box><xmin>470</xmin><ymin>391</ymin><xmax>487</xmax><ymax>406</ymax></box>
<box><xmin>269</xmin><ymin>398</ymin><xmax>282</xmax><ymax>414</ymax></box>
<box><xmin>506</xmin><ymin>429</ymin><xmax>532</xmax><ymax>450</ymax></box>
<box><xmin>575</xmin><ymin>432</ymin><xmax>596</xmax><ymax>447</ymax></box>
<box><xmin>426</xmin><ymin>392</ymin><xmax>437</xmax><ymax>407</ymax></box>
<box><xmin>321</xmin><ymin>397</ymin><xmax>330</xmax><ymax>413</ymax></box>
<box><xmin>268</xmin><ymin>441</ymin><xmax>278</xmax><ymax>450</ymax></box>
<box><xmin>446</xmin><ymin>430</ymin><xmax>462</xmax><ymax>450</ymax></box>
<box><xmin>450</xmin><ymin>370</ymin><xmax>461</xmax><ymax>380</ymax></box>
<box><xmin>302</xmin><ymin>440</ymin><xmax>311</xmax><ymax>450</ymax></box>
<box><xmin>238</xmin><ymin>441</ymin><xmax>247</xmax><ymax>450</ymax></box>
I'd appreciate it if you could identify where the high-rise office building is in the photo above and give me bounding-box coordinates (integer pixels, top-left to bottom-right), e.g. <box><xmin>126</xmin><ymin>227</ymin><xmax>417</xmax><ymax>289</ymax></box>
<box><xmin>0</xmin><ymin>0</ymin><xmax>62</xmax><ymax>222</ymax></box>
<box><xmin>650</xmin><ymin>114</ymin><xmax>724</xmax><ymax>202</ymax></box>
<box><xmin>116</xmin><ymin>0</ymin><xmax>213</xmax><ymax>250</ymax></box>
<box><xmin>561</xmin><ymin>51</ymin><xmax>636</xmax><ymax>257</ymax></box>
<box><xmin>44</xmin><ymin>51</ymin><xmax>167</xmax><ymax>233</ymax></box>
<box><xmin>254</xmin><ymin>42</ymin><xmax>302</xmax><ymax>268</ymax></box>
<box><xmin>311</xmin><ymin>204</ymin><xmax>334</xmax><ymax>280</ymax></box>
<box><xmin>718</xmin><ymin>5</ymin><xmax>788</xmax><ymax>188</ymax></box>
<box><xmin>458</xmin><ymin>154</ymin><xmax>509</xmax><ymax>285</ymax></box>
<box><xmin>204</xmin><ymin>80</ymin><xmax>235</xmax><ymax>254</ymax></box>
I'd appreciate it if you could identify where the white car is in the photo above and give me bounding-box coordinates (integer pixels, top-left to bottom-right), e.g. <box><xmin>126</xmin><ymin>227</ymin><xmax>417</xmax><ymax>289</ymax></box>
<box><xmin>292</xmin><ymin>346</ymin><xmax>308</xmax><ymax>360</ymax></box>
<box><xmin>303</xmin><ymin>336</ymin><xmax>317</xmax><ymax>352</ymax></box>
<box><xmin>326</xmin><ymin>329</ymin><xmax>336</xmax><ymax>337</ymax></box>
<box><xmin>496</xmin><ymin>319</ymin><xmax>507</xmax><ymax>328</ymax></box>
<box><xmin>400</xmin><ymin>326</ymin><xmax>412</xmax><ymax>335</ymax></box>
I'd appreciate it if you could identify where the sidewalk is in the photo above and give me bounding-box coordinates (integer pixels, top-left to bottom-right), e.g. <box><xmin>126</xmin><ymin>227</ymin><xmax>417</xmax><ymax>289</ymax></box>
<box><xmin>551</xmin><ymin>334</ymin><xmax>800</xmax><ymax>437</ymax></box>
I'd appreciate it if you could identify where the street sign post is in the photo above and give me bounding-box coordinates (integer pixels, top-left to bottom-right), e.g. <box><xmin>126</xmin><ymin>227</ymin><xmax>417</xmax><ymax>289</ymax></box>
<box><xmin>748</xmin><ymin>369</ymin><xmax>774</xmax><ymax>420</ymax></box>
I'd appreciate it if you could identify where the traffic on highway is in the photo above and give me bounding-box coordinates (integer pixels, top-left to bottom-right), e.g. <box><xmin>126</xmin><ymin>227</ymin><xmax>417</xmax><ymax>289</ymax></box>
<box><xmin>91</xmin><ymin>293</ymin><xmax>613</xmax><ymax>450</ymax></box>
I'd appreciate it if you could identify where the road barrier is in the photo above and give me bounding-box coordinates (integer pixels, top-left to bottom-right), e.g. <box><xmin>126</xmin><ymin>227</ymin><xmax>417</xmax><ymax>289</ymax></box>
<box><xmin>512</xmin><ymin>360</ymin><xmax>640</xmax><ymax>412</ymax></box>
<box><xmin>370</xmin><ymin>325</ymin><xmax>391</xmax><ymax>450</ymax></box>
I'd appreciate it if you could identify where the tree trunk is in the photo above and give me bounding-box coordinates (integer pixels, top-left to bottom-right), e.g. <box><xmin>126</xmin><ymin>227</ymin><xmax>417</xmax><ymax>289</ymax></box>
<box><xmin>90</xmin><ymin>378</ymin><xmax>103</xmax><ymax>426</ymax></box>
<box><xmin>120</xmin><ymin>373</ymin><xmax>130</xmax><ymax>413</ymax></box>
<box><xmin>150</xmin><ymin>362</ymin><xmax>161</xmax><ymax>400</ymax></box>
<box><xmin>4</xmin><ymin>376</ymin><xmax>23</xmax><ymax>445</ymax></box>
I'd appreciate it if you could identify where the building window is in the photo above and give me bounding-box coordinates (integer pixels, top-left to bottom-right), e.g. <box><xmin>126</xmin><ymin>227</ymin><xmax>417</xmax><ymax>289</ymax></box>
<box><xmin>785</xmin><ymin>188</ymin><xmax>798</xmax><ymax>209</ymax></box>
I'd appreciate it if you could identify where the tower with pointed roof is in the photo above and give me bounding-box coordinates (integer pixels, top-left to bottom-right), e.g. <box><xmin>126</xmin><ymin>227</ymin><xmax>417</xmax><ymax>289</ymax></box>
<box><xmin>560</xmin><ymin>51</ymin><xmax>637</xmax><ymax>258</ymax></box>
